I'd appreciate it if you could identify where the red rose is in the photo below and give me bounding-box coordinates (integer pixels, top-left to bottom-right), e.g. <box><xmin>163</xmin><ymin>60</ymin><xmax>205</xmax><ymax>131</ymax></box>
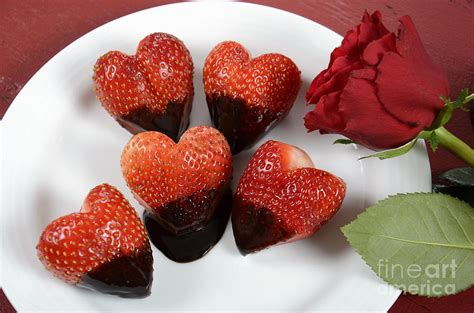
<box><xmin>305</xmin><ymin>11</ymin><xmax>449</xmax><ymax>150</ymax></box>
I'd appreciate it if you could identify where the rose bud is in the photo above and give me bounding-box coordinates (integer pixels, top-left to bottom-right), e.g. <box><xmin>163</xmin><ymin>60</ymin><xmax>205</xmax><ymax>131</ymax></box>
<box><xmin>304</xmin><ymin>11</ymin><xmax>449</xmax><ymax>150</ymax></box>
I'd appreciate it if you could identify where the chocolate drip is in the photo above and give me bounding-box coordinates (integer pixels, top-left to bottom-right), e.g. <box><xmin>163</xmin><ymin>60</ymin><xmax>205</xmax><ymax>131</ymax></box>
<box><xmin>143</xmin><ymin>188</ymin><xmax>232</xmax><ymax>263</ymax></box>
<box><xmin>80</xmin><ymin>249</ymin><xmax>153</xmax><ymax>298</ymax></box>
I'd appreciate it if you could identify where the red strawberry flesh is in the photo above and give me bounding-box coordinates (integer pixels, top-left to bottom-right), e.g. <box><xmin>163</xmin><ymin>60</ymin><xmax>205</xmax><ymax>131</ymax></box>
<box><xmin>36</xmin><ymin>184</ymin><xmax>153</xmax><ymax>297</ymax></box>
<box><xmin>232</xmin><ymin>140</ymin><xmax>346</xmax><ymax>254</ymax></box>
<box><xmin>121</xmin><ymin>126</ymin><xmax>233</xmax><ymax>262</ymax></box>
<box><xmin>204</xmin><ymin>41</ymin><xmax>301</xmax><ymax>154</ymax></box>
<box><xmin>93</xmin><ymin>33</ymin><xmax>193</xmax><ymax>141</ymax></box>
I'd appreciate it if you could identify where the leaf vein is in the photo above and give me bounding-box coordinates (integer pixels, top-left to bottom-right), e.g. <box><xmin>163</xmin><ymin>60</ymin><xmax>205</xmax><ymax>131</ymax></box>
<box><xmin>444</xmin><ymin>204</ymin><xmax>473</xmax><ymax>245</ymax></box>
<box><xmin>455</xmin><ymin>254</ymin><xmax>470</xmax><ymax>272</ymax></box>
<box><xmin>347</xmin><ymin>231</ymin><xmax>474</xmax><ymax>250</ymax></box>
<box><xmin>431</xmin><ymin>207</ymin><xmax>450</xmax><ymax>243</ymax></box>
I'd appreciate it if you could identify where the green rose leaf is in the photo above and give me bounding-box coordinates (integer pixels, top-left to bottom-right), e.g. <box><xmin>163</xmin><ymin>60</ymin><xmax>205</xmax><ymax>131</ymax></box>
<box><xmin>429</xmin><ymin>102</ymin><xmax>454</xmax><ymax>130</ymax></box>
<box><xmin>428</xmin><ymin>89</ymin><xmax>473</xmax><ymax>130</ymax></box>
<box><xmin>429</xmin><ymin>131</ymin><xmax>439</xmax><ymax>152</ymax></box>
<box><xmin>359</xmin><ymin>138</ymin><xmax>417</xmax><ymax>160</ymax></box>
<box><xmin>433</xmin><ymin>185</ymin><xmax>474</xmax><ymax>207</ymax></box>
<box><xmin>341</xmin><ymin>193</ymin><xmax>474</xmax><ymax>297</ymax></box>
<box><xmin>333</xmin><ymin>138</ymin><xmax>356</xmax><ymax>145</ymax></box>
<box><xmin>454</xmin><ymin>88</ymin><xmax>471</xmax><ymax>111</ymax></box>
<box><xmin>440</xmin><ymin>167</ymin><xmax>474</xmax><ymax>187</ymax></box>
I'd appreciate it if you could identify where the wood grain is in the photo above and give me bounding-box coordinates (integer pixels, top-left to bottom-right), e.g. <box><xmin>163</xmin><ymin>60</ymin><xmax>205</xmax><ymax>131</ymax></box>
<box><xmin>247</xmin><ymin>0</ymin><xmax>474</xmax><ymax>176</ymax></box>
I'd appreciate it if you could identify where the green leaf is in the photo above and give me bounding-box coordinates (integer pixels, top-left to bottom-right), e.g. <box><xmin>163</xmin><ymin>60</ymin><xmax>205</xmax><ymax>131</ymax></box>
<box><xmin>341</xmin><ymin>193</ymin><xmax>474</xmax><ymax>297</ymax></box>
<box><xmin>428</xmin><ymin>104</ymin><xmax>454</xmax><ymax>130</ymax></box>
<box><xmin>359</xmin><ymin>138</ymin><xmax>417</xmax><ymax>160</ymax></box>
<box><xmin>440</xmin><ymin>95</ymin><xmax>449</xmax><ymax>103</ymax></box>
<box><xmin>429</xmin><ymin>131</ymin><xmax>439</xmax><ymax>151</ymax></box>
<box><xmin>433</xmin><ymin>185</ymin><xmax>474</xmax><ymax>207</ymax></box>
<box><xmin>429</xmin><ymin>89</ymin><xmax>473</xmax><ymax>130</ymax></box>
<box><xmin>465</xmin><ymin>93</ymin><xmax>474</xmax><ymax>105</ymax></box>
<box><xmin>440</xmin><ymin>168</ymin><xmax>474</xmax><ymax>187</ymax></box>
<box><xmin>454</xmin><ymin>88</ymin><xmax>469</xmax><ymax>109</ymax></box>
<box><xmin>333</xmin><ymin>139</ymin><xmax>356</xmax><ymax>145</ymax></box>
<box><xmin>452</xmin><ymin>88</ymin><xmax>472</xmax><ymax>112</ymax></box>
<box><xmin>459</xmin><ymin>90</ymin><xmax>473</xmax><ymax>112</ymax></box>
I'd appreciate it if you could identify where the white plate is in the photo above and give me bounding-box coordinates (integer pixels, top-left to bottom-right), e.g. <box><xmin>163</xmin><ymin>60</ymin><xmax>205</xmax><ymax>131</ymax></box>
<box><xmin>1</xmin><ymin>2</ymin><xmax>431</xmax><ymax>312</ymax></box>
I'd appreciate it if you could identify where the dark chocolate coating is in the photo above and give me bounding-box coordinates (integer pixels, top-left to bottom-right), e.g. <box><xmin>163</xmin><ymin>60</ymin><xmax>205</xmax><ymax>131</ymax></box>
<box><xmin>143</xmin><ymin>188</ymin><xmax>232</xmax><ymax>263</ymax></box>
<box><xmin>79</xmin><ymin>249</ymin><xmax>154</xmax><ymax>298</ymax></box>
<box><xmin>117</xmin><ymin>93</ymin><xmax>192</xmax><ymax>142</ymax></box>
<box><xmin>206</xmin><ymin>94</ymin><xmax>282</xmax><ymax>154</ymax></box>
<box><xmin>231</xmin><ymin>197</ymin><xmax>289</xmax><ymax>255</ymax></box>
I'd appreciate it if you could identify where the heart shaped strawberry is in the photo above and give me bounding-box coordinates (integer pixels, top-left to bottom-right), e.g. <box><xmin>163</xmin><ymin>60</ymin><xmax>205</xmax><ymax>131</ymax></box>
<box><xmin>232</xmin><ymin>141</ymin><xmax>346</xmax><ymax>254</ymax></box>
<box><xmin>203</xmin><ymin>41</ymin><xmax>301</xmax><ymax>154</ymax></box>
<box><xmin>36</xmin><ymin>184</ymin><xmax>153</xmax><ymax>297</ymax></box>
<box><xmin>121</xmin><ymin>126</ymin><xmax>232</xmax><ymax>262</ymax></box>
<box><xmin>93</xmin><ymin>33</ymin><xmax>194</xmax><ymax>141</ymax></box>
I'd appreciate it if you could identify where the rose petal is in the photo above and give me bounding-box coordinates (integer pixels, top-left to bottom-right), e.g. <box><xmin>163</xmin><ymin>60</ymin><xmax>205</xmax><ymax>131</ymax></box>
<box><xmin>306</xmin><ymin>27</ymin><xmax>361</xmax><ymax>104</ymax></box>
<box><xmin>339</xmin><ymin>76</ymin><xmax>421</xmax><ymax>149</ymax></box>
<box><xmin>304</xmin><ymin>91</ymin><xmax>345</xmax><ymax>132</ymax></box>
<box><xmin>363</xmin><ymin>32</ymin><xmax>397</xmax><ymax>65</ymax></box>
<box><xmin>306</xmin><ymin>68</ymin><xmax>328</xmax><ymax>102</ymax></box>
<box><xmin>375</xmin><ymin>16</ymin><xmax>449</xmax><ymax>128</ymax></box>
<box><xmin>350</xmin><ymin>67</ymin><xmax>377</xmax><ymax>80</ymax></box>
<box><xmin>306</xmin><ymin>57</ymin><xmax>362</xmax><ymax>104</ymax></box>
<box><xmin>357</xmin><ymin>11</ymin><xmax>390</xmax><ymax>51</ymax></box>
<box><xmin>328</xmin><ymin>25</ymin><xmax>360</xmax><ymax>67</ymax></box>
<box><xmin>307</xmin><ymin>10</ymin><xmax>392</xmax><ymax>104</ymax></box>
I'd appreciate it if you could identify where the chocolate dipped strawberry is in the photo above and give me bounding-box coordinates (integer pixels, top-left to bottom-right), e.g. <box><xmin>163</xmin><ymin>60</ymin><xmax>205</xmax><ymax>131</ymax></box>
<box><xmin>36</xmin><ymin>184</ymin><xmax>153</xmax><ymax>298</ymax></box>
<box><xmin>93</xmin><ymin>33</ymin><xmax>193</xmax><ymax>141</ymax></box>
<box><xmin>121</xmin><ymin>126</ymin><xmax>232</xmax><ymax>262</ymax></box>
<box><xmin>203</xmin><ymin>41</ymin><xmax>301</xmax><ymax>154</ymax></box>
<box><xmin>232</xmin><ymin>141</ymin><xmax>346</xmax><ymax>254</ymax></box>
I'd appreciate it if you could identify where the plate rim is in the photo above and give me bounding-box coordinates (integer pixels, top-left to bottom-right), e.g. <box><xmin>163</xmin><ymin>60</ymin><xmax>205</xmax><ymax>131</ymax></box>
<box><xmin>1</xmin><ymin>2</ymin><xmax>344</xmax><ymax>125</ymax></box>
<box><xmin>0</xmin><ymin>2</ymin><xmax>431</xmax><ymax>311</ymax></box>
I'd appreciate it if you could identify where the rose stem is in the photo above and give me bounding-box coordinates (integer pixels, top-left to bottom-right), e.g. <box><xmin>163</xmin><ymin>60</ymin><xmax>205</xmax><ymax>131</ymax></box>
<box><xmin>433</xmin><ymin>126</ymin><xmax>474</xmax><ymax>167</ymax></box>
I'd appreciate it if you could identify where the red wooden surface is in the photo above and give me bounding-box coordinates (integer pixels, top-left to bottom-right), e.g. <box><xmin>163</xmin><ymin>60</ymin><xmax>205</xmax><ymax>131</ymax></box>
<box><xmin>1</xmin><ymin>1</ymin><xmax>473</xmax><ymax>312</ymax></box>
